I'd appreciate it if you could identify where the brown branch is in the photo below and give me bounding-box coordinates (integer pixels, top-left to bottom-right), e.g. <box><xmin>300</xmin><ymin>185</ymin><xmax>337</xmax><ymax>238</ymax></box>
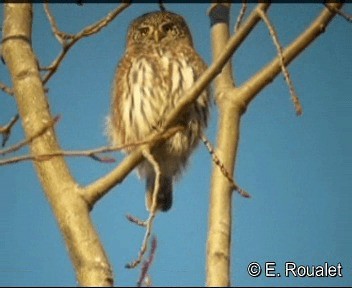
<box><xmin>126</xmin><ymin>149</ymin><xmax>160</xmax><ymax>269</ymax></box>
<box><xmin>0</xmin><ymin>115</ymin><xmax>59</xmax><ymax>155</ymax></box>
<box><xmin>137</xmin><ymin>236</ymin><xmax>157</xmax><ymax>287</ymax></box>
<box><xmin>158</xmin><ymin>0</ymin><xmax>166</xmax><ymax>12</ymax></box>
<box><xmin>83</xmin><ymin>2</ymin><xmax>270</xmax><ymax>211</ymax></box>
<box><xmin>2</xmin><ymin>4</ymin><xmax>113</xmax><ymax>285</ymax></box>
<box><xmin>239</xmin><ymin>2</ymin><xmax>344</xmax><ymax>107</ymax></box>
<box><xmin>44</xmin><ymin>2</ymin><xmax>75</xmax><ymax>44</ymax></box>
<box><xmin>206</xmin><ymin>3</ymin><xmax>343</xmax><ymax>286</ymax></box>
<box><xmin>41</xmin><ymin>2</ymin><xmax>130</xmax><ymax>83</ymax></box>
<box><xmin>257</xmin><ymin>8</ymin><xmax>303</xmax><ymax>116</ymax></box>
<box><xmin>0</xmin><ymin>114</ymin><xmax>19</xmax><ymax>147</ymax></box>
<box><xmin>0</xmin><ymin>81</ymin><xmax>14</xmax><ymax>96</ymax></box>
<box><xmin>0</xmin><ymin>125</ymin><xmax>183</xmax><ymax>166</ymax></box>
<box><xmin>324</xmin><ymin>3</ymin><xmax>352</xmax><ymax>23</ymax></box>
<box><xmin>234</xmin><ymin>1</ymin><xmax>247</xmax><ymax>33</ymax></box>
<box><xmin>200</xmin><ymin>132</ymin><xmax>250</xmax><ymax>198</ymax></box>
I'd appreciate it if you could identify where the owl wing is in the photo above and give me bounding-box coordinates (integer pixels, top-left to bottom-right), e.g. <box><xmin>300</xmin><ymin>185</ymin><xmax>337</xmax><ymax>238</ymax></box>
<box><xmin>108</xmin><ymin>52</ymin><xmax>133</xmax><ymax>147</ymax></box>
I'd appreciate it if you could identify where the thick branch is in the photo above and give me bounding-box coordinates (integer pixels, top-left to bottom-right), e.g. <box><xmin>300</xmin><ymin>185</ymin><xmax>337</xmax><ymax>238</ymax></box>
<box><xmin>206</xmin><ymin>3</ymin><xmax>269</xmax><ymax>287</ymax></box>
<box><xmin>206</xmin><ymin>3</ymin><xmax>343</xmax><ymax>287</ymax></box>
<box><xmin>2</xmin><ymin>4</ymin><xmax>113</xmax><ymax>286</ymax></box>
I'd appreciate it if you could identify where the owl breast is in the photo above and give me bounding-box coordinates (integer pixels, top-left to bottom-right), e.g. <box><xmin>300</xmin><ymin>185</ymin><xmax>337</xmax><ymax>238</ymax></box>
<box><xmin>110</xmin><ymin>44</ymin><xmax>209</xmax><ymax>178</ymax></box>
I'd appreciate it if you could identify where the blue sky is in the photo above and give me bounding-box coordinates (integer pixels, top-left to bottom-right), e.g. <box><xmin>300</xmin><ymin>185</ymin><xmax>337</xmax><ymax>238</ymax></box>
<box><xmin>1</xmin><ymin>3</ymin><xmax>351</xmax><ymax>287</ymax></box>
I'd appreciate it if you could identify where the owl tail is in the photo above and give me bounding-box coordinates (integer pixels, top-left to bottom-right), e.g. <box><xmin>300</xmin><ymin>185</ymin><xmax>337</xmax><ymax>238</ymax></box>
<box><xmin>146</xmin><ymin>174</ymin><xmax>173</xmax><ymax>212</ymax></box>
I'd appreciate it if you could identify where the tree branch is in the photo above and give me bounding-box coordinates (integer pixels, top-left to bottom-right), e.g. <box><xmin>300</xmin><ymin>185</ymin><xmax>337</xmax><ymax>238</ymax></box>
<box><xmin>206</xmin><ymin>3</ymin><xmax>270</xmax><ymax>286</ymax></box>
<box><xmin>257</xmin><ymin>8</ymin><xmax>302</xmax><ymax>115</ymax></box>
<box><xmin>0</xmin><ymin>125</ymin><xmax>183</xmax><ymax>165</ymax></box>
<box><xmin>0</xmin><ymin>81</ymin><xmax>14</xmax><ymax>96</ymax></box>
<box><xmin>0</xmin><ymin>114</ymin><xmax>19</xmax><ymax>147</ymax></box>
<box><xmin>239</xmin><ymin>2</ymin><xmax>344</xmax><ymax>108</ymax></box>
<box><xmin>206</xmin><ymin>2</ymin><xmax>343</xmax><ymax>286</ymax></box>
<box><xmin>42</xmin><ymin>2</ymin><xmax>130</xmax><ymax>84</ymax></box>
<box><xmin>2</xmin><ymin>4</ymin><xmax>113</xmax><ymax>286</ymax></box>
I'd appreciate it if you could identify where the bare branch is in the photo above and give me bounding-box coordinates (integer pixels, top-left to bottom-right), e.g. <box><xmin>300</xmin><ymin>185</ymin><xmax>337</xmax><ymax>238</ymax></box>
<box><xmin>0</xmin><ymin>125</ymin><xmax>184</xmax><ymax>166</ymax></box>
<box><xmin>200</xmin><ymin>132</ymin><xmax>250</xmax><ymax>198</ymax></box>
<box><xmin>240</xmin><ymin>3</ymin><xmax>344</xmax><ymax>107</ymax></box>
<box><xmin>2</xmin><ymin>4</ymin><xmax>113</xmax><ymax>285</ymax></box>
<box><xmin>126</xmin><ymin>149</ymin><xmax>160</xmax><ymax>269</ymax></box>
<box><xmin>234</xmin><ymin>1</ymin><xmax>247</xmax><ymax>33</ymax></box>
<box><xmin>42</xmin><ymin>2</ymin><xmax>130</xmax><ymax>83</ymax></box>
<box><xmin>137</xmin><ymin>236</ymin><xmax>157</xmax><ymax>287</ymax></box>
<box><xmin>0</xmin><ymin>115</ymin><xmax>59</xmax><ymax>155</ymax></box>
<box><xmin>158</xmin><ymin>0</ymin><xmax>166</xmax><ymax>12</ymax></box>
<box><xmin>0</xmin><ymin>82</ymin><xmax>14</xmax><ymax>96</ymax></box>
<box><xmin>83</xmin><ymin>3</ymin><xmax>270</xmax><ymax>210</ymax></box>
<box><xmin>44</xmin><ymin>2</ymin><xmax>75</xmax><ymax>44</ymax></box>
<box><xmin>324</xmin><ymin>3</ymin><xmax>352</xmax><ymax>23</ymax></box>
<box><xmin>257</xmin><ymin>8</ymin><xmax>303</xmax><ymax>116</ymax></box>
<box><xmin>126</xmin><ymin>214</ymin><xmax>147</xmax><ymax>227</ymax></box>
<box><xmin>0</xmin><ymin>114</ymin><xmax>19</xmax><ymax>147</ymax></box>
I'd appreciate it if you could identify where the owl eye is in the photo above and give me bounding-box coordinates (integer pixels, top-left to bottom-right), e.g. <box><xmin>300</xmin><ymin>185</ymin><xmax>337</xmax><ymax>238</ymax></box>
<box><xmin>161</xmin><ymin>23</ymin><xmax>174</xmax><ymax>33</ymax></box>
<box><xmin>138</xmin><ymin>27</ymin><xmax>150</xmax><ymax>36</ymax></box>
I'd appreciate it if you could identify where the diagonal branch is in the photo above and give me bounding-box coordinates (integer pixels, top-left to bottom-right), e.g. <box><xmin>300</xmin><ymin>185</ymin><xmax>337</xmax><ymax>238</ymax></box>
<box><xmin>83</xmin><ymin>2</ymin><xmax>270</xmax><ymax>209</ymax></box>
<box><xmin>0</xmin><ymin>82</ymin><xmax>14</xmax><ymax>96</ymax></box>
<box><xmin>239</xmin><ymin>2</ymin><xmax>344</xmax><ymax>107</ymax></box>
<box><xmin>42</xmin><ymin>2</ymin><xmax>130</xmax><ymax>84</ymax></box>
<box><xmin>0</xmin><ymin>114</ymin><xmax>19</xmax><ymax>147</ymax></box>
<box><xmin>257</xmin><ymin>8</ymin><xmax>303</xmax><ymax>115</ymax></box>
<box><xmin>0</xmin><ymin>125</ymin><xmax>183</xmax><ymax>165</ymax></box>
<box><xmin>0</xmin><ymin>115</ymin><xmax>59</xmax><ymax>155</ymax></box>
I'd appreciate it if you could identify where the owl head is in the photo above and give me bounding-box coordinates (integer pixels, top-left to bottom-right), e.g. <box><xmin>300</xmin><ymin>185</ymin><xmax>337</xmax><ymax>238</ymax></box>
<box><xmin>126</xmin><ymin>11</ymin><xmax>193</xmax><ymax>47</ymax></box>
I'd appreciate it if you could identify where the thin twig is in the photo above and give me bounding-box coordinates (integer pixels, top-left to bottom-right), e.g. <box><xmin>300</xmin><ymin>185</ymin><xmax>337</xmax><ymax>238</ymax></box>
<box><xmin>0</xmin><ymin>114</ymin><xmax>19</xmax><ymax>147</ymax></box>
<box><xmin>0</xmin><ymin>115</ymin><xmax>59</xmax><ymax>155</ymax></box>
<box><xmin>0</xmin><ymin>82</ymin><xmax>14</xmax><ymax>96</ymax></box>
<box><xmin>42</xmin><ymin>2</ymin><xmax>130</xmax><ymax>83</ymax></box>
<box><xmin>158</xmin><ymin>0</ymin><xmax>166</xmax><ymax>12</ymax></box>
<box><xmin>44</xmin><ymin>2</ymin><xmax>74</xmax><ymax>44</ymax></box>
<box><xmin>126</xmin><ymin>214</ymin><xmax>147</xmax><ymax>227</ymax></box>
<box><xmin>0</xmin><ymin>125</ymin><xmax>184</xmax><ymax>166</ymax></box>
<box><xmin>324</xmin><ymin>3</ymin><xmax>352</xmax><ymax>23</ymax></box>
<box><xmin>200</xmin><ymin>132</ymin><xmax>250</xmax><ymax>198</ymax></box>
<box><xmin>234</xmin><ymin>1</ymin><xmax>247</xmax><ymax>32</ymax></box>
<box><xmin>137</xmin><ymin>236</ymin><xmax>157</xmax><ymax>287</ymax></box>
<box><xmin>126</xmin><ymin>149</ymin><xmax>161</xmax><ymax>269</ymax></box>
<box><xmin>258</xmin><ymin>8</ymin><xmax>303</xmax><ymax>116</ymax></box>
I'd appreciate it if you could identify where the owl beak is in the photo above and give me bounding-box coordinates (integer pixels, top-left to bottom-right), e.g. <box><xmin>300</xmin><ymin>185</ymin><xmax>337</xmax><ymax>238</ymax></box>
<box><xmin>154</xmin><ymin>30</ymin><xmax>161</xmax><ymax>42</ymax></box>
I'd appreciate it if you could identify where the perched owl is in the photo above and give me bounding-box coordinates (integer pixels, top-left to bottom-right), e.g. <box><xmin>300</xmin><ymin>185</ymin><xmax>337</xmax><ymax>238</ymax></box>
<box><xmin>107</xmin><ymin>11</ymin><xmax>209</xmax><ymax>212</ymax></box>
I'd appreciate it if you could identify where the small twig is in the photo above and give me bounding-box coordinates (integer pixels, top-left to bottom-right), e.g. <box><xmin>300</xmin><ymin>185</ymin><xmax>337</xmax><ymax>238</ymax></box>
<box><xmin>126</xmin><ymin>149</ymin><xmax>161</xmax><ymax>269</ymax></box>
<box><xmin>0</xmin><ymin>82</ymin><xmax>14</xmax><ymax>96</ymax></box>
<box><xmin>0</xmin><ymin>125</ymin><xmax>184</xmax><ymax>166</ymax></box>
<box><xmin>258</xmin><ymin>8</ymin><xmax>303</xmax><ymax>116</ymax></box>
<box><xmin>44</xmin><ymin>2</ymin><xmax>75</xmax><ymax>45</ymax></box>
<box><xmin>158</xmin><ymin>0</ymin><xmax>166</xmax><ymax>12</ymax></box>
<box><xmin>0</xmin><ymin>114</ymin><xmax>19</xmax><ymax>147</ymax></box>
<box><xmin>126</xmin><ymin>214</ymin><xmax>147</xmax><ymax>227</ymax></box>
<box><xmin>137</xmin><ymin>236</ymin><xmax>157</xmax><ymax>287</ymax></box>
<box><xmin>200</xmin><ymin>132</ymin><xmax>250</xmax><ymax>198</ymax></box>
<box><xmin>0</xmin><ymin>115</ymin><xmax>59</xmax><ymax>154</ymax></box>
<box><xmin>234</xmin><ymin>1</ymin><xmax>247</xmax><ymax>32</ymax></box>
<box><xmin>42</xmin><ymin>2</ymin><xmax>130</xmax><ymax>83</ymax></box>
<box><xmin>324</xmin><ymin>3</ymin><xmax>352</xmax><ymax>23</ymax></box>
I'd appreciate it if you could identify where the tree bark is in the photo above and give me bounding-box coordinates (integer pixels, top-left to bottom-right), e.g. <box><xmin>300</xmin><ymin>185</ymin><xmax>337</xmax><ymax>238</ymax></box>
<box><xmin>2</xmin><ymin>4</ymin><xmax>113</xmax><ymax>286</ymax></box>
<box><xmin>206</xmin><ymin>3</ymin><xmax>342</xmax><ymax>287</ymax></box>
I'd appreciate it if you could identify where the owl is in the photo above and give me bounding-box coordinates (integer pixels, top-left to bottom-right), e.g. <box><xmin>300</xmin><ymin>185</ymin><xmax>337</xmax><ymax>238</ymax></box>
<box><xmin>107</xmin><ymin>11</ymin><xmax>209</xmax><ymax>212</ymax></box>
